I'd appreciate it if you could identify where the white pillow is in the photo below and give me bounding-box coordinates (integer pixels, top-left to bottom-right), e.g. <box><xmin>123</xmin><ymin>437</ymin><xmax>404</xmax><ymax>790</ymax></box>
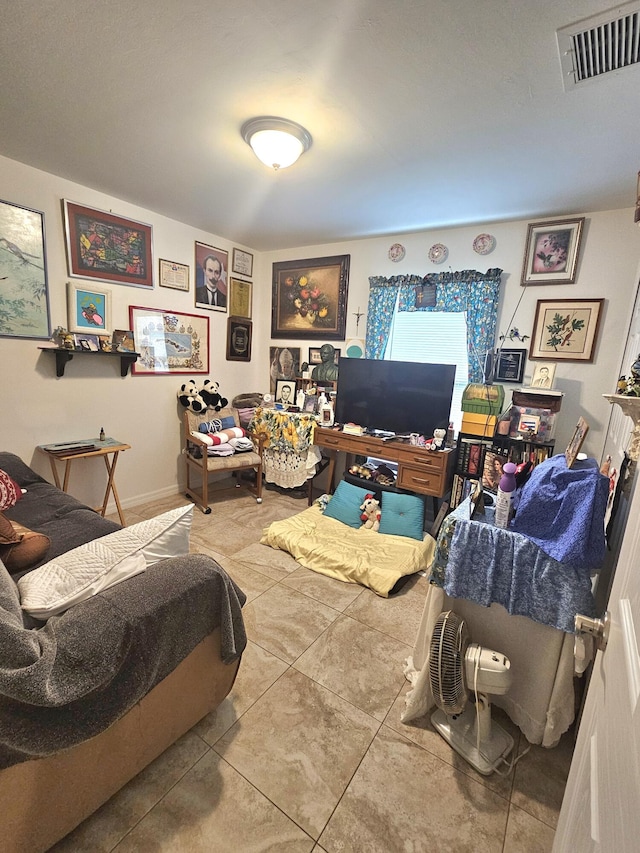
<box><xmin>18</xmin><ymin>504</ymin><xmax>193</xmax><ymax>619</ymax></box>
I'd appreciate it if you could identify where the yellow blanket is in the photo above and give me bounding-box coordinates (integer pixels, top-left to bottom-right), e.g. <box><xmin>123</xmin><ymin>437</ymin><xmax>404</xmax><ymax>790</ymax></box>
<box><xmin>260</xmin><ymin>505</ymin><xmax>436</xmax><ymax>597</ymax></box>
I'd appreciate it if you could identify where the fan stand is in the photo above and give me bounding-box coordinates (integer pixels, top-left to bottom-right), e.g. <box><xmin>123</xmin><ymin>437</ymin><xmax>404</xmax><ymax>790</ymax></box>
<box><xmin>431</xmin><ymin>694</ymin><xmax>514</xmax><ymax>776</ymax></box>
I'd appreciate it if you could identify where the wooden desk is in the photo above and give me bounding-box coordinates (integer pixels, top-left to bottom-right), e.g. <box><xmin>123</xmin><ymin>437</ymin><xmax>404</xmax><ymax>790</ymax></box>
<box><xmin>313</xmin><ymin>427</ymin><xmax>454</xmax><ymax>499</ymax></box>
<box><xmin>37</xmin><ymin>439</ymin><xmax>130</xmax><ymax>526</ymax></box>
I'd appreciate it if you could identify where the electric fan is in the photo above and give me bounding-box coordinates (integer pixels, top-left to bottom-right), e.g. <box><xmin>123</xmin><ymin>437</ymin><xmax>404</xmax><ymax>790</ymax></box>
<box><xmin>429</xmin><ymin>610</ymin><xmax>514</xmax><ymax>775</ymax></box>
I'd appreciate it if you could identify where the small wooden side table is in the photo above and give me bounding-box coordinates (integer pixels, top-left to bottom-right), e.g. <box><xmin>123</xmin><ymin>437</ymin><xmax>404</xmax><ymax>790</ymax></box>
<box><xmin>37</xmin><ymin>438</ymin><xmax>131</xmax><ymax>526</ymax></box>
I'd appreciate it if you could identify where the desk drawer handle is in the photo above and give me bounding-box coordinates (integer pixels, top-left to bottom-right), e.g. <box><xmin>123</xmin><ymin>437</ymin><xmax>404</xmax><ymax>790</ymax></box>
<box><xmin>411</xmin><ymin>476</ymin><xmax>431</xmax><ymax>485</ymax></box>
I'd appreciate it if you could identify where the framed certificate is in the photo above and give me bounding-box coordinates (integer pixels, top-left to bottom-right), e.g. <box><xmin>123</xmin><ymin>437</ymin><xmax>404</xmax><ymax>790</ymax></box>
<box><xmin>229</xmin><ymin>277</ymin><xmax>252</xmax><ymax>318</ymax></box>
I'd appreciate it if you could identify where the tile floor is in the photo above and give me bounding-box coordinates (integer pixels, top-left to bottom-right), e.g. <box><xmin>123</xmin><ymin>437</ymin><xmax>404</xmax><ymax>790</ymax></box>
<box><xmin>52</xmin><ymin>485</ymin><xmax>573</xmax><ymax>853</ymax></box>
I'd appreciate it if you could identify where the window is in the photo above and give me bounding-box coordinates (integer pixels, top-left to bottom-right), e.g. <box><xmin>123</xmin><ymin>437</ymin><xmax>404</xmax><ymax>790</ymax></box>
<box><xmin>385</xmin><ymin>310</ymin><xmax>469</xmax><ymax>434</ymax></box>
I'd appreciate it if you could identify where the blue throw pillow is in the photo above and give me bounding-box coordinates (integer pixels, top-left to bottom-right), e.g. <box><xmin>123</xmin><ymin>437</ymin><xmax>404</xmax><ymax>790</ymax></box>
<box><xmin>379</xmin><ymin>492</ymin><xmax>425</xmax><ymax>540</ymax></box>
<box><xmin>324</xmin><ymin>480</ymin><xmax>373</xmax><ymax>529</ymax></box>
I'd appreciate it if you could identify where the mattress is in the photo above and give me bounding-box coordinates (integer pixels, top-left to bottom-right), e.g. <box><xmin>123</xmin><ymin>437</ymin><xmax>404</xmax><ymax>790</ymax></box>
<box><xmin>260</xmin><ymin>505</ymin><xmax>436</xmax><ymax>597</ymax></box>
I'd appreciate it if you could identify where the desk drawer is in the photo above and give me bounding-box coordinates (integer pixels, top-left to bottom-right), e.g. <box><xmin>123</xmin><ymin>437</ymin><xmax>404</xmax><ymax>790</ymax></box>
<box><xmin>395</xmin><ymin>450</ymin><xmax>446</xmax><ymax>475</ymax></box>
<box><xmin>397</xmin><ymin>465</ymin><xmax>444</xmax><ymax>496</ymax></box>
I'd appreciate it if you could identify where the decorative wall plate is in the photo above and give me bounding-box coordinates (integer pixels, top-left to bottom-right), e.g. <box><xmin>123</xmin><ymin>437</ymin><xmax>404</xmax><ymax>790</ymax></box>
<box><xmin>428</xmin><ymin>243</ymin><xmax>448</xmax><ymax>264</ymax></box>
<box><xmin>473</xmin><ymin>233</ymin><xmax>496</xmax><ymax>255</ymax></box>
<box><xmin>388</xmin><ymin>243</ymin><xmax>406</xmax><ymax>262</ymax></box>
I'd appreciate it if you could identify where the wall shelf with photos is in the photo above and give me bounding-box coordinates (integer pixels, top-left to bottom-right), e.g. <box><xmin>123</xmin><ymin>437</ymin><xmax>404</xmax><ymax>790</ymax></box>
<box><xmin>38</xmin><ymin>347</ymin><xmax>139</xmax><ymax>377</ymax></box>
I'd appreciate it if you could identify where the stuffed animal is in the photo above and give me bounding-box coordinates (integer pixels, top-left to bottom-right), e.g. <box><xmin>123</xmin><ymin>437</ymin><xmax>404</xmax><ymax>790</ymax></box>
<box><xmin>177</xmin><ymin>379</ymin><xmax>207</xmax><ymax>413</ymax></box>
<box><xmin>359</xmin><ymin>494</ymin><xmax>381</xmax><ymax>532</ymax></box>
<box><xmin>432</xmin><ymin>428</ymin><xmax>447</xmax><ymax>449</ymax></box>
<box><xmin>199</xmin><ymin>379</ymin><xmax>229</xmax><ymax>411</ymax></box>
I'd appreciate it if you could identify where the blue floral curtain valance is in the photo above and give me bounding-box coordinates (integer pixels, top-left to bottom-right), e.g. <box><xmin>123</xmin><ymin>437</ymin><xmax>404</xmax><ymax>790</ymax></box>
<box><xmin>366</xmin><ymin>269</ymin><xmax>502</xmax><ymax>382</ymax></box>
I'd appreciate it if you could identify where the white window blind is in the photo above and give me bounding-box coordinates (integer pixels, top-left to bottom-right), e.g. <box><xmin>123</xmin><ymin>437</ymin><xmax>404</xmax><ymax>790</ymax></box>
<box><xmin>385</xmin><ymin>310</ymin><xmax>469</xmax><ymax>433</ymax></box>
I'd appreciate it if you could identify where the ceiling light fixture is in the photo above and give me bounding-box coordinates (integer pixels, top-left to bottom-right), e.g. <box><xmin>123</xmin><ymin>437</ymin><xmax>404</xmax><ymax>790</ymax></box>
<box><xmin>241</xmin><ymin>116</ymin><xmax>312</xmax><ymax>171</ymax></box>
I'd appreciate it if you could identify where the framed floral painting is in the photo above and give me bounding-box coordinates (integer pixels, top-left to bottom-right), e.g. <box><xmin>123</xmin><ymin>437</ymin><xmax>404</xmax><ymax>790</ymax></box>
<box><xmin>521</xmin><ymin>218</ymin><xmax>584</xmax><ymax>286</ymax></box>
<box><xmin>271</xmin><ymin>254</ymin><xmax>350</xmax><ymax>339</ymax></box>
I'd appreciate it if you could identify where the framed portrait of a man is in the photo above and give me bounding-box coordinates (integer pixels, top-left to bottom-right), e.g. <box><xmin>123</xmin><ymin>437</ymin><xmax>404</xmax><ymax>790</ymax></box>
<box><xmin>275</xmin><ymin>379</ymin><xmax>296</xmax><ymax>406</ymax></box>
<box><xmin>195</xmin><ymin>242</ymin><xmax>228</xmax><ymax>311</ymax></box>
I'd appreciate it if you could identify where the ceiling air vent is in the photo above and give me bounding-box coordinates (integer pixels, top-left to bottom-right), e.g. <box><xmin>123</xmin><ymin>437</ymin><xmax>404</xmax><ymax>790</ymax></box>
<box><xmin>557</xmin><ymin>1</ymin><xmax>640</xmax><ymax>90</ymax></box>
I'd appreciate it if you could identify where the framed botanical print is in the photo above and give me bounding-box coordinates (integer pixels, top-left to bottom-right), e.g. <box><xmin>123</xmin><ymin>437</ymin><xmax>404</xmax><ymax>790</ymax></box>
<box><xmin>530</xmin><ymin>298</ymin><xmax>604</xmax><ymax>362</ymax></box>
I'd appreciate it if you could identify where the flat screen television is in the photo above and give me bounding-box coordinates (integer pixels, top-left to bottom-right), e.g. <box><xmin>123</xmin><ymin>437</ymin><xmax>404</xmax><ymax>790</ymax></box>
<box><xmin>334</xmin><ymin>358</ymin><xmax>456</xmax><ymax>437</ymax></box>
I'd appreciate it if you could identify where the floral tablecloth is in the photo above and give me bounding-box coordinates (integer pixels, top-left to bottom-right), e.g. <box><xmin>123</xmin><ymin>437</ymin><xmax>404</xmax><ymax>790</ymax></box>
<box><xmin>249</xmin><ymin>407</ymin><xmax>322</xmax><ymax>489</ymax></box>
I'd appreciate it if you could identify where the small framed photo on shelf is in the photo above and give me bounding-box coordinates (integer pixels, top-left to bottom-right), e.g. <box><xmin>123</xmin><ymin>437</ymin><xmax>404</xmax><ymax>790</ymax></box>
<box><xmin>275</xmin><ymin>379</ymin><xmax>296</xmax><ymax>406</ymax></box>
<box><xmin>521</xmin><ymin>217</ymin><xmax>584</xmax><ymax>286</ymax></box>
<box><xmin>74</xmin><ymin>332</ymin><xmax>100</xmax><ymax>351</ymax></box>
<box><xmin>98</xmin><ymin>335</ymin><xmax>113</xmax><ymax>352</ymax></box>
<box><xmin>111</xmin><ymin>329</ymin><xmax>136</xmax><ymax>353</ymax></box>
<box><xmin>232</xmin><ymin>247</ymin><xmax>253</xmax><ymax>277</ymax></box>
<box><xmin>494</xmin><ymin>348</ymin><xmax>526</xmax><ymax>383</ymax></box>
<box><xmin>530</xmin><ymin>362</ymin><xmax>556</xmax><ymax>389</ymax></box>
<box><xmin>303</xmin><ymin>394</ymin><xmax>318</xmax><ymax>414</ymax></box>
<box><xmin>159</xmin><ymin>258</ymin><xmax>189</xmax><ymax>291</ymax></box>
<box><xmin>308</xmin><ymin>346</ymin><xmax>341</xmax><ymax>366</ymax></box>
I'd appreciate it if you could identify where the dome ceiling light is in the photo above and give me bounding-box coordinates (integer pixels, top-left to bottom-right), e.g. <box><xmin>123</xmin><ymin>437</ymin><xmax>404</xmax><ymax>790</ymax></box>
<box><xmin>241</xmin><ymin>116</ymin><xmax>312</xmax><ymax>171</ymax></box>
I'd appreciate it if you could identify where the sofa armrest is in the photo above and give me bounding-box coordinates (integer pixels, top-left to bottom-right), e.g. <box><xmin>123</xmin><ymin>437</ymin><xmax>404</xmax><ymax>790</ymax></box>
<box><xmin>0</xmin><ymin>554</ymin><xmax>246</xmax><ymax>769</ymax></box>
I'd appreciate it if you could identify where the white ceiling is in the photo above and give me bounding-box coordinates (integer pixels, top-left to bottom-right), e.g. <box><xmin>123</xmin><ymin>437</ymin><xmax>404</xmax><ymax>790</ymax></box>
<box><xmin>1</xmin><ymin>0</ymin><xmax>639</xmax><ymax>251</ymax></box>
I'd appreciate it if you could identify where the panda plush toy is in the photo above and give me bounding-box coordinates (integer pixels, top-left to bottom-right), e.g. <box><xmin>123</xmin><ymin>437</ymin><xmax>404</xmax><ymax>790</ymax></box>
<box><xmin>198</xmin><ymin>379</ymin><xmax>228</xmax><ymax>412</ymax></box>
<box><xmin>177</xmin><ymin>379</ymin><xmax>207</xmax><ymax>413</ymax></box>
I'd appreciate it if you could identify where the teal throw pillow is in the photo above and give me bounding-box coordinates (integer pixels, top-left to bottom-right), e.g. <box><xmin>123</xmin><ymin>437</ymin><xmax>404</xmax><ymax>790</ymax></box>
<box><xmin>379</xmin><ymin>492</ymin><xmax>425</xmax><ymax>540</ymax></box>
<box><xmin>324</xmin><ymin>480</ymin><xmax>373</xmax><ymax>529</ymax></box>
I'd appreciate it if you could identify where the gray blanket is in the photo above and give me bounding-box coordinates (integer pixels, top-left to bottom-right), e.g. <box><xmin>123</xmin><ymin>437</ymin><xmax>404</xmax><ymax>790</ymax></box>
<box><xmin>0</xmin><ymin>554</ymin><xmax>246</xmax><ymax>769</ymax></box>
<box><xmin>0</xmin><ymin>452</ymin><xmax>246</xmax><ymax>770</ymax></box>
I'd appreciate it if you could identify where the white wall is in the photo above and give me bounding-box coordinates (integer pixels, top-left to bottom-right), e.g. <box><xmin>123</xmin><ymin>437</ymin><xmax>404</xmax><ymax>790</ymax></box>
<box><xmin>0</xmin><ymin>154</ymin><xmax>260</xmax><ymax>509</ymax></box>
<box><xmin>2</xmin><ymin>150</ymin><xmax>639</xmax><ymax>509</ymax></box>
<box><xmin>260</xmin><ymin>213</ymin><xmax>640</xmax><ymax>461</ymax></box>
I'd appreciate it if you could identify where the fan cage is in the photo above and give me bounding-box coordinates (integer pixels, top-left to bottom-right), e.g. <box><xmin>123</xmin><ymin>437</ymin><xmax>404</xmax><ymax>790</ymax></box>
<box><xmin>429</xmin><ymin>610</ymin><xmax>469</xmax><ymax>715</ymax></box>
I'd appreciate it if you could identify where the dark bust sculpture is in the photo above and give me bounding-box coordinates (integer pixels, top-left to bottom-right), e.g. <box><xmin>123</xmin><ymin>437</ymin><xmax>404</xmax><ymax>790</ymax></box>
<box><xmin>311</xmin><ymin>343</ymin><xmax>339</xmax><ymax>382</ymax></box>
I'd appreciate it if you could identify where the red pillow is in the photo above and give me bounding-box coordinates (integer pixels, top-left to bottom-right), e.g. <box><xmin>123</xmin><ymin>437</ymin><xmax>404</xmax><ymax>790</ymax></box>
<box><xmin>0</xmin><ymin>469</ymin><xmax>22</xmax><ymax>511</ymax></box>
